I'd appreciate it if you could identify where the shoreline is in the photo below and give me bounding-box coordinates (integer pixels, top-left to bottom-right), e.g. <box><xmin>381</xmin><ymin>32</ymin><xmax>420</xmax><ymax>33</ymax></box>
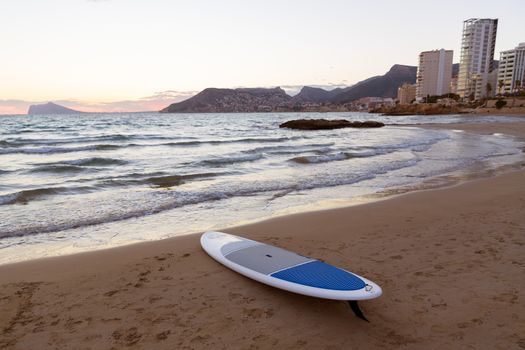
<box><xmin>1</xmin><ymin>121</ymin><xmax>525</xmax><ymax>349</ymax></box>
<box><xmin>1</xmin><ymin>163</ymin><xmax>523</xmax><ymax>276</ymax></box>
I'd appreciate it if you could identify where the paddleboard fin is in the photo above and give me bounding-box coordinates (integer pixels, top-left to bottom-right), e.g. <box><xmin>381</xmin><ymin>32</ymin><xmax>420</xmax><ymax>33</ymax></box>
<box><xmin>348</xmin><ymin>301</ymin><xmax>369</xmax><ymax>322</ymax></box>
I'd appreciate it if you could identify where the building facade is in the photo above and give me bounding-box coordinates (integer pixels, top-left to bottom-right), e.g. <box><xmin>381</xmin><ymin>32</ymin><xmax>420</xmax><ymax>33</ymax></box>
<box><xmin>397</xmin><ymin>83</ymin><xmax>416</xmax><ymax>104</ymax></box>
<box><xmin>353</xmin><ymin>97</ymin><xmax>395</xmax><ymax>111</ymax></box>
<box><xmin>457</xmin><ymin>18</ymin><xmax>498</xmax><ymax>100</ymax></box>
<box><xmin>498</xmin><ymin>42</ymin><xmax>525</xmax><ymax>94</ymax></box>
<box><xmin>416</xmin><ymin>49</ymin><xmax>453</xmax><ymax>100</ymax></box>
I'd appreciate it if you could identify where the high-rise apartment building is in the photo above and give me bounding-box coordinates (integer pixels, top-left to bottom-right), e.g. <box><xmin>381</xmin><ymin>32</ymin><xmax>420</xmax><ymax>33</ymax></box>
<box><xmin>457</xmin><ymin>18</ymin><xmax>498</xmax><ymax>100</ymax></box>
<box><xmin>416</xmin><ymin>49</ymin><xmax>453</xmax><ymax>99</ymax></box>
<box><xmin>498</xmin><ymin>42</ymin><xmax>525</xmax><ymax>94</ymax></box>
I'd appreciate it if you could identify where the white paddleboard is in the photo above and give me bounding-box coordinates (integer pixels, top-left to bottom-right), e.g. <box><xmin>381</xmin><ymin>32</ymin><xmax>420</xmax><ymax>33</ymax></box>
<box><xmin>200</xmin><ymin>231</ymin><xmax>382</xmax><ymax>301</ymax></box>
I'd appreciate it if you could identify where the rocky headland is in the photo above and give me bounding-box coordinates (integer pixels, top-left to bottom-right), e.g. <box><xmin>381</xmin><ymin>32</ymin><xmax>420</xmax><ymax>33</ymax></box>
<box><xmin>159</xmin><ymin>87</ymin><xmax>293</xmax><ymax>113</ymax></box>
<box><xmin>159</xmin><ymin>64</ymin><xmax>421</xmax><ymax>113</ymax></box>
<box><xmin>28</xmin><ymin>102</ymin><xmax>82</xmax><ymax>115</ymax></box>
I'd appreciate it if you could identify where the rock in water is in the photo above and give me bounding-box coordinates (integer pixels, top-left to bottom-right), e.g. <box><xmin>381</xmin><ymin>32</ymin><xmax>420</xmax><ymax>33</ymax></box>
<box><xmin>279</xmin><ymin>119</ymin><xmax>384</xmax><ymax>130</ymax></box>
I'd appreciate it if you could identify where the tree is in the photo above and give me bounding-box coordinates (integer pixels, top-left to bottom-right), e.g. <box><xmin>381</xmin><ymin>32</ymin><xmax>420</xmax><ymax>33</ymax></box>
<box><xmin>498</xmin><ymin>80</ymin><xmax>505</xmax><ymax>95</ymax></box>
<box><xmin>486</xmin><ymin>83</ymin><xmax>492</xmax><ymax>98</ymax></box>
<box><xmin>495</xmin><ymin>99</ymin><xmax>507</xmax><ymax>109</ymax></box>
<box><xmin>516</xmin><ymin>80</ymin><xmax>522</xmax><ymax>92</ymax></box>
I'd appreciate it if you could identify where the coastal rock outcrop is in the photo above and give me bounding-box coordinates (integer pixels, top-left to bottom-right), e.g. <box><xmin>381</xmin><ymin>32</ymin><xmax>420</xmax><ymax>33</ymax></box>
<box><xmin>372</xmin><ymin>104</ymin><xmax>463</xmax><ymax>116</ymax></box>
<box><xmin>279</xmin><ymin>119</ymin><xmax>384</xmax><ymax>130</ymax></box>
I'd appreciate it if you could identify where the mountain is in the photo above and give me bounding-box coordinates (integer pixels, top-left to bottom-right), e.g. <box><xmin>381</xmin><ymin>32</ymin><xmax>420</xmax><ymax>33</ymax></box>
<box><xmin>292</xmin><ymin>86</ymin><xmax>349</xmax><ymax>103</ymax></box>
<box><xmin>291</xmin><ymin>65</ymin><xmax>417</xmax><ymax>104</ymax></box>
<box><xmin>160</xmin><ymin>87</ymin><xmax>293</xmax><ymax>113</ymax></box>
<box><xmin>28</xmin><ymin>102</ymin><xmax>82</xmax><ymax>115</ymax></box>
<box><xmin>330</xmin><ymin>65</ymin><xmax>417</xmax><ymax>103</ymax></box>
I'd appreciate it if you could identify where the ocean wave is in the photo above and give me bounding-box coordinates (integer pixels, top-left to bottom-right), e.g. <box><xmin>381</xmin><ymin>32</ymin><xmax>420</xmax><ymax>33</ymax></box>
<box><xmin>24</xmin><ymin>157</ymin><xmax>127</xmax><ymax>174</ymax></box>
<box><xmin>48</xmin><ymin>157</ymin><xmax>127</xmax><ymax>167</ymax></box>
<box><xmin>0</xmin><ymin>156</ymin><xmax>424</xmax><ymax>238</ymax></box>
<box><xmin>0</xmin><ymin>143</ymin><xmax>126</xmax><ymax>155</ymax></box>
<box><xmin>288</xmin><ymin>148</ymin><xmax>393</xmax><ymax>164</ymax></box>
<box><xmin>99</xmin><ymin>172</ymin><xmax>220</xmax><ymax>189</ymax></box>
<box><xmin>28</xmin><ymin>164</ymin><xmax>87</xmax><ymax>174</ymax></box>
<box><xmin>0</xmin><ymin>172</ymin><xmax>219</xmax><ymax>206</ymax></box>
<box><xmin>200</xmin><ymin>153</ymin><xmax>264</xmax><ymax>166</ymax></box>
<box><xmin>0</xmin><ymin>135</ymin><xmax>308</xmax><ymax>155</ymax></box>
<box><xmin>0</xmin><ymin>136</ymin><xmax>306</xmax><ymax>154</ymax></box>
<box><xmin>286</xmin><ymin>135</ymin><xmax>450</xmax><ymax>165</ymax></box>
<box><xmin>0</xmin><ymin>134</ymin><xmax>190</xmax><ymax>147</ymax></box>
<box><xmin>164</xmin><ymin>136</ymin><xmax>305</xmax><ymax>147</ymax></box>
<box><xmin>144</xmin><ymin>173</ymin><xmax>219</xmax><ymax>188</ymax></box>
<box><xmin>0</xmin><ymin>186</ymin><xmax>93</xmax><ymax>206</ymax></box>
<box><xmin>290</xmin><ymin>152</ymin><xmax>350</xmax><ymax>164</ymax></box>
<box><xmin>245</xmin><ymin>143</ymin><xmax>335</xmax><ymax>155</ymax></box>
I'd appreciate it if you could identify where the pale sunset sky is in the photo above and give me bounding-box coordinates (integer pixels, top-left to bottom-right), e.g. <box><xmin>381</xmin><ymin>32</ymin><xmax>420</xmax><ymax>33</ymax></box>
<box><xmin>1</xmin><ymin>0</ymin><xmax>524</xmax><ymax>114</ymax></box>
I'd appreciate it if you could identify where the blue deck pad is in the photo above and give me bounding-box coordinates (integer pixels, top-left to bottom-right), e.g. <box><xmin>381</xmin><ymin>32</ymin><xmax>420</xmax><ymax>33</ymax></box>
<box><xmin>271</xmin><ymin>260</ymin><xmax>366</xmax><ymax>291</ymax></box>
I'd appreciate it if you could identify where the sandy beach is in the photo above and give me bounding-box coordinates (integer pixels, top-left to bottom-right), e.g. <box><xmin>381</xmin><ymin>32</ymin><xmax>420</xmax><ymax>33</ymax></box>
<box><xmin>1</xmin><ymin>121</ymin><xmax>525</xmax><ymax>350</ymax></box>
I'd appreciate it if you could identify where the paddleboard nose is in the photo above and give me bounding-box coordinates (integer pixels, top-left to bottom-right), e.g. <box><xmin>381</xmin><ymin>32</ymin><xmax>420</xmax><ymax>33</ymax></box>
<box><xmin>363</xmin><ymin>282</ymin><xmax>382</xmax><ymax>299</ymax></box>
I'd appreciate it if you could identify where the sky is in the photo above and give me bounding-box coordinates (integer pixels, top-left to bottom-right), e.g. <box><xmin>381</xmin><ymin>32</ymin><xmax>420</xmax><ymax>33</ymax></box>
<box><xmin>1</xmin><ymin>0</ymin><xmax>524</xmax><ymax>114</ymax></box>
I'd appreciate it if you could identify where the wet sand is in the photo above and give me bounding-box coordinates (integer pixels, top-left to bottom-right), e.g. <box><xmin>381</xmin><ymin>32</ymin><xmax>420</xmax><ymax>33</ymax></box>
<box><xmin>1</xmin><ymin>122</ymin><xmax>524</xmax><ymax>349</ymax></box>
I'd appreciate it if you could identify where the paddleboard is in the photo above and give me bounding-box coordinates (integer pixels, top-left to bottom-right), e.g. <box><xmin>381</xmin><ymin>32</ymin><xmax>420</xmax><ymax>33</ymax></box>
<box><xmin>200</xmin><ymin>231</ymin><xmax>382</xmax><ymax>302</ymax></box>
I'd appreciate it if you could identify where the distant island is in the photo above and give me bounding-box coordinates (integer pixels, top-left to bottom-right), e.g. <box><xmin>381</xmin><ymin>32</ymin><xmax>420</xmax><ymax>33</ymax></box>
<box><xmin>160</xmin><ymin>64</ymin><xmax>420</xmax><ymax>113</ymax></box>
<box><xmin>28</xmin><ymin>102</ymin><xmax>83</xmax><ymax>115</ymax></box>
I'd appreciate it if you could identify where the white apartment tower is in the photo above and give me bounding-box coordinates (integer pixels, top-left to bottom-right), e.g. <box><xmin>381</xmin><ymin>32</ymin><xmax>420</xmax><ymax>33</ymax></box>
<box><xmin>498</xmin><ymin>43</ymin><xmax>525</xmax><ymax>94</ymax></box>
<box><xmin>457</xmin><ymin>18</ymin><xmax>498</xmax><ymax>100</ymax></box>
<box><xmin>416</xmin><ymin>49</ymin><xmax>453</xmax><ymax>99</ymax></box>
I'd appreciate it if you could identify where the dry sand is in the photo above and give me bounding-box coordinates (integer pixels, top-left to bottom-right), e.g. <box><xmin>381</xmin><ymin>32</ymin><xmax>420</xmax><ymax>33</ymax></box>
<box><xmin>1</xmin><ymin>122</ymin><xmax>525</xmax><ymax>350</ymax></box>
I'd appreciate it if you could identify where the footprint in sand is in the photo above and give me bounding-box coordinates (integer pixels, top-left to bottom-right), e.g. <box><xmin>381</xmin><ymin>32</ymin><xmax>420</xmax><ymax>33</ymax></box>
<box><xmin>112</xmin><ymin>327</ymin><xmax>142</xmax><ymax>346</ymax></box>
<box><xmin>156</xmin><ymin>330</ymin><xmax>170</xmax><ymax>340</ymax></box>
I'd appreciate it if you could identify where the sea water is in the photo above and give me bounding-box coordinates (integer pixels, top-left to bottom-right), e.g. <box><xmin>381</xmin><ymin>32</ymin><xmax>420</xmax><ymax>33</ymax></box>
<box><xmin>0</xmin><ymin>112</ymin><xmax>524</xmax><ymax>263</ymax></box>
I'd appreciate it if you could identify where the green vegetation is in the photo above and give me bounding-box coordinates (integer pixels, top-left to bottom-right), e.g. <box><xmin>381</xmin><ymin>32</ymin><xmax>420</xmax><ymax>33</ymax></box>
<box><xmin>424</xmin><ymin>93</ymin><xmax>460</xmax><ymax>103</ymax></box>
<box><xmin>498</xmin><ymin>80</ymin><xmax>505</xmax><ymax>95</ymax></box>
<box><xmin>495</xmin><ymin>99</ymin><xmax>507</xmax><ymax>109</ymax></box>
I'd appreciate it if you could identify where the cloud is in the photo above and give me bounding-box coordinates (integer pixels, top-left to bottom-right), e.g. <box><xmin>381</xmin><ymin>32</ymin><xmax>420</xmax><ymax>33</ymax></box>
<box><xmin>0</xmin><ymin>90</ymin><xmax>197</xmax><ymax>115</ymax></box>
<box><xmin>139</xmin><ymin>90</ymin><xmax>198</xmax><ymax>102</ymax></box>
<box><xmin>0</xmin><ymin>100</ymin><xmax>32</xmax><ymax>115</ymax></box>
